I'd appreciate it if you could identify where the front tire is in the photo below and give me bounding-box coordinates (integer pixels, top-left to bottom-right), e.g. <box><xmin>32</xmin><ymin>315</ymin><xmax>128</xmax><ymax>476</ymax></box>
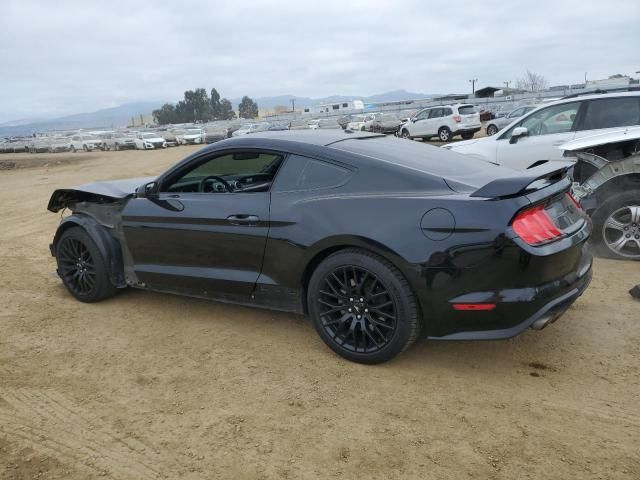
<box><xmin>438</xmin><ymin>126</ymin><xmax>452</xmax><ymax>142</ymax></box>
<box><xmin>55</xmin><ymin>227</ymin><xmax>119</xmax><ymax>302</ymax></box>
<box><xmin>83</xmin><ymin>144</ymin><xmax>89</xmax><ymax>152</ymax></box>
<box><xmin>591</xmin><ymin>190</ymin><xmax>640</xmax><ymax>260</ymax></box>
<box><xmin>486</xmin><ymin>124</ymin><xmax>498</xmax><ymax>136</ymax></box>
<box><xmin>400</xmin><ymin>129</ymin><xmax>410</xmax><ymax>139</ymax></box>
<box><xmin>307</xmin><ymin>249</ymin><xmax>421</xmax><ymax>364</ymax></box>
<box><xmin>70</xmin><ymin>145</ymin><xmax>77</xmax><ymax>153</ymax></box>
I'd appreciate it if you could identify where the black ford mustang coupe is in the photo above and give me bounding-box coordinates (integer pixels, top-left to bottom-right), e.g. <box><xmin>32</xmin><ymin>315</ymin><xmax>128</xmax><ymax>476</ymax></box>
<box><xmin>48</xmin><ymin>131</ymin><xmax>592</xmax><ymax>363</ymax></box>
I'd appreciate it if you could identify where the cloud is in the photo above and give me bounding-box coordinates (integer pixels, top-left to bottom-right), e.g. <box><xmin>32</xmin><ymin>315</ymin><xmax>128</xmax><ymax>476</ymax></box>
<box><xmin>0</xmin><ymin>0</ymin><xmax>638</xmax><ymax>121</ymax></box>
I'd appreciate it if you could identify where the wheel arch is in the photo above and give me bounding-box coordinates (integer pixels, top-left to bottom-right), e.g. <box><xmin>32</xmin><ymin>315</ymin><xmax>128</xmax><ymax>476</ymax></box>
<box><xmin>52</xmin><ymin>214</ymin><xmax>126</xmax><ymax>288</ymax></box>
<box><xmin>586</xmin><ymin>173</ymin><xmax>640</xmax><ymax>215</ymax></box>
<box><xmin>298</xmin><ymin>237</ymin><xmax>419</xmax><ymax>316</ymax></box>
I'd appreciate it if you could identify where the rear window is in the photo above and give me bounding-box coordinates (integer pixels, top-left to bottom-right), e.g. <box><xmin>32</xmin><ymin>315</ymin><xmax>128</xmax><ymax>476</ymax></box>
<box><xmin>331</xmin><ymin>137</ymin><xmax>489</xmax><ymax>176</ymax></box>
<box><xmin>458</xmin><ymin>105</ymin><xmax>477</xmax><ymax>115</ymax></box>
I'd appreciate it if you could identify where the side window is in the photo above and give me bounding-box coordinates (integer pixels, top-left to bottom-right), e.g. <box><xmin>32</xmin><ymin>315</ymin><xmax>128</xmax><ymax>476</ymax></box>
<box><xmin>580</xmin><ymin>97</ymin><xmax>640</xmax><ymax>130</ymax></box>
<box><xmin>429</xmin><ymin>108</ymin><xmax>444</xmax><ymax>119</ymax></box>
<box><xmin>162</xmin><ymin>152</ymin><xmax>283</xmax><ymax>194</ymax></box>
<box><xmin>415</xmin><ymin>110</ymin><xmax>429</xmax><ymax>121</ymax></box>
<box><xmin>273</xmin><ymin>155</ymin><xmax>351</xmax><ymax>192</ymax></box>
<box><xmin>505</xmin><ymin>102</ymin><xmax>580</xmax><ymax>138</ymax></box>
<box><xmin>443</xmin><ymin>108</ymin><xmax>453</xmax><ymax>116</ymax></box>
<box><xmin>508</xmin><ymin>108</ymin><xmax>524</xmax><ymax>118</ymax></box>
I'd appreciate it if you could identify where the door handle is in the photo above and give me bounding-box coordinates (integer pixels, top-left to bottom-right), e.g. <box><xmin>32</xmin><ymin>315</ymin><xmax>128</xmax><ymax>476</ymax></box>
<box><xmin>226</xmin><ymin>214</ymin><xmax>259</xmax><ymax>226</ymax></box>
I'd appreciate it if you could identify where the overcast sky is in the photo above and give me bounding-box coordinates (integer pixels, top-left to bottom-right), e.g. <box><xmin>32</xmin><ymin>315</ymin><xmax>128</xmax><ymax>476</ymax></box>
<box><xmin>0</xmin><ymin>0</ymin><xmax>638</xmax><ymax>122</ymax></box>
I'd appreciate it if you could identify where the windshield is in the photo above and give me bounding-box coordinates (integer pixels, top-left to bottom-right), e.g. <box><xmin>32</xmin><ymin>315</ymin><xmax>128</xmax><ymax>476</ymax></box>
<box><xmin>141</xmin><ymin>133</ymin><xmax>157</xmax><ymax>139</ymax></box>
<box><xmin>186</xmin><ymin>129</ymin><xmax>202</xmax><ymax>134</ymax></box>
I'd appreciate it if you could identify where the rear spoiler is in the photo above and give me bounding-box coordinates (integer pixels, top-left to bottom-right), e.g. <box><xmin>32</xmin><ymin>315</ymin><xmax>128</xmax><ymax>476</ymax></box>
<box><xmin>470</xmin><ymin>161</ymin><xmax>573</xmax><ymax>199</ymax></box>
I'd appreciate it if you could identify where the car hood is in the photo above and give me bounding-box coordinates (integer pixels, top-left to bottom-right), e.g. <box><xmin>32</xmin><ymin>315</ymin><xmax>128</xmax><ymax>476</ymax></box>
<box><xmin>140</xmin><ymin>137</ymin><xmax>165</xmax><ymax>142</ymax></box>
<box><xmin>47</xmin><ymin>176</ymin><xmax>155</xmax><ymax>212</ymax></box>
<box><xmin>444</xmin><ymin>137</ymin><xmax>486</xmax><ymax>149</ymax></box>
<box><xmin>559</xmin><ymin>126</ymin><xmax>640</xmax><ymax>151</ymax></box>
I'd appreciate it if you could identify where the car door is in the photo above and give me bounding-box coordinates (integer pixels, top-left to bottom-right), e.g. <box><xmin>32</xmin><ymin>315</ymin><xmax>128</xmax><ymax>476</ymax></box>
<box><xmin>425</xmin><ymin>108</ymin><xmax>444</xmax><ymax>136</ymax></box>
<box><xmin>495</xmin><ymin>101</ymin><xmax>582</xmax><ymax>170</ymax></box>
<box><xmin>410</xmin><ymin>109</ymin><xmax>431</xmax><ymax>136</ymax></box>
<box><xmin>120</xmin><ymin>150</ymin><xmax>284</xmax><ymax>302</ymax></box>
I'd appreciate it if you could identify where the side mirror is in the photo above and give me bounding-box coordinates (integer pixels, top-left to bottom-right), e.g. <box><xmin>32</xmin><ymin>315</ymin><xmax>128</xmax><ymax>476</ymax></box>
<box><xmin>509</xmin><ymin>126</ymin><xmax>528</xmax><ymax>144</ymax></box>
<box><xmin>136</xmin><ymin>181</ymin><xmax>158</xmax><ymax>198</ymax></box>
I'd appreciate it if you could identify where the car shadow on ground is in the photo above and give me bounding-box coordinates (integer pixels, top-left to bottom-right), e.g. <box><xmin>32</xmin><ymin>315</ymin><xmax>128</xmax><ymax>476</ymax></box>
<box><xmin>105</xmin><ymin>285</ymin><xmax>564</xmax><ymax>375</ymax></box>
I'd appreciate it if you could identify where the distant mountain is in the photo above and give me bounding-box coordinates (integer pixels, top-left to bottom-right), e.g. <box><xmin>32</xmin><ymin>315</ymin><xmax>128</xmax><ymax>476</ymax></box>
<box><xmin>0</xmin><ymin>101</ymin><xmax>164</xmax><ymax>137</ymax></box>
<box><xmin>0</xmin><ymin>90</ymin><xmax>437</xmax><ymax>136</ymax></box>
<box><xmin>229</xmin><ymin>90</ymin><xmax>435</xmax><ymax>110</ymax></box>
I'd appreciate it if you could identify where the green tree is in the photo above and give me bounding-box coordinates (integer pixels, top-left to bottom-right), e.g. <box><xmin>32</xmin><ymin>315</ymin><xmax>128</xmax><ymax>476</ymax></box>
<box><xmin>152</xmin><ymin>103</ymin><xmax>178</xmax><ymax>125</ymax></box>
<box><xmin>218</xmin><ymin>98</ymin><xmax>235</xmax><ymax>120</ymax></box>
<box><xmin>210</xmin><ymin>88</ymin><xmax>221</xmax><ymax>119</ymax></box>
<box><xmin>183</xmin><ymin>88</ymin><xmax>212</xmax><ymax>122</ymax></box>
<box><xmin>238</xmin><ymin>96</ymin><xmax>259</xmax><ymax>119</ymax></box>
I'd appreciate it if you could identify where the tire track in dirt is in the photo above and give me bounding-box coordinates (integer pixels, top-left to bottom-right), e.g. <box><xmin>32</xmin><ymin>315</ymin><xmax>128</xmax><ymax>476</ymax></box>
<box><xmin>0</xmin><ymin>388</ymin><xmax>171</xmax><ymax>479</ymax></box>
<box><xmin>540</xmin><ymin>399</ymin><xmax>640</xmax><ymax>429</ymax></box>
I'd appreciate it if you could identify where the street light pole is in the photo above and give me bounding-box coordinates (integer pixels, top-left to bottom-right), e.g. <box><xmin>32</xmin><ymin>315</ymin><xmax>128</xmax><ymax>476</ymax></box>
<box><xmin>291</xmin><ymin>98</ymin><xmax>296</xmax><ymax>113</ymax></box>
<box><xmin>469</xmin><ymin>78</ymin><xmax>478</xmax><ymax>95</ymax></box>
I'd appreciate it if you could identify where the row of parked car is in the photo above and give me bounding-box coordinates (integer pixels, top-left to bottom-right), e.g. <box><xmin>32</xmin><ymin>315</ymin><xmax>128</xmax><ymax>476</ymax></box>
<box><xmin>0</xmin><ymin>127</ymin><xmax>233</xmax><ymax>154</ymax></box>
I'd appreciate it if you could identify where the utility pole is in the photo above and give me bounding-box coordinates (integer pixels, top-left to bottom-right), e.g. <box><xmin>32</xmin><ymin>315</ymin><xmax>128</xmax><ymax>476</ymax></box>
<box><xmin>291</xmin><ymin>98</ymin><xmax>296</xmax><ymax>113</ymax></box>
<box><xmin>469</xmin><ymin>78</ymin><xmax>478</xmax><ymax>95</ymax></box>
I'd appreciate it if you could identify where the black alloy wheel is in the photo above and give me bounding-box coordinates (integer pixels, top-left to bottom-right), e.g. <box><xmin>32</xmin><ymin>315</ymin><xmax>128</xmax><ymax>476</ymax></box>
<box><xmin>56</xmin><ymin>227</ymin><xmax>119</xmax><ymax>302</ymax></box>
<box><xmin>57</xmin><ymin>236</ymin><xmax>96</xmax><ymax>296</ymax></box>
<box><xmin>318</xmin><ymin>265</ymin><xmax>397</xmax><ymax>353</ymax></box>
<box><xmin>308</xmin><ymin>249</ymin><xmax>420</xmax><ymax>364</ymax></box>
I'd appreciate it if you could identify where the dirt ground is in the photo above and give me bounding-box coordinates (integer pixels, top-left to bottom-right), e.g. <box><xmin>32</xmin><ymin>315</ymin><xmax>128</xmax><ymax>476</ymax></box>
<box><xmin>0</xmin><ymin>146</ymin><xmax>639</xmax><ymax>480</ymax></box>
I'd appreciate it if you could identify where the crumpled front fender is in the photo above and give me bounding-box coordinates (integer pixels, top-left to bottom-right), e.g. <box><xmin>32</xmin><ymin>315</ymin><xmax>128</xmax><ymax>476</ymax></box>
<box><xmin>51</xmin><ymin>214</ymin><xmax>126</xmax><ymax>288</ymax></box>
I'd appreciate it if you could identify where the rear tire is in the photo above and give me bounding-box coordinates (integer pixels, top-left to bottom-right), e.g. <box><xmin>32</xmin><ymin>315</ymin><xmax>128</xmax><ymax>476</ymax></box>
<box><xmin>307</xmin><ymin>249</ymin><xmax>421</xmax><ymax>364</ymax></box>
<box><xmin>70</xmin><ymin>145</ymin><xmax>76</xmax><ymax>153</ymax></box>
<box><xmin>55</xmin><ymin>227</ymin><xmax>119</xmax><ymax>302</ymax></box>
<box><xmin>438</xmin><ymin>127</ymin><xmax>451</xmax><ymax>142</ymax></box>
<box><xmin>461</xmin><ymin>132</ymin><xmax>474</xmax><ymax>140</ymax></box>
<box><xmin>83</xmin><ymin>145</ymin><xmax>89</xmax><ymax>152</ymax></box>
<box><xmin>591</xmin><ymin>190</ymin><xmax>640</xmax><ymax>260</ymax></box>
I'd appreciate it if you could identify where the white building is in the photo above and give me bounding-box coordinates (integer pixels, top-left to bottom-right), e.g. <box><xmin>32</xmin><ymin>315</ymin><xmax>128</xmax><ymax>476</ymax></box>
<box><xmin>303</xmin><ymin>100</ymin><xmax>364</xmax><ymax>115</ymax></box>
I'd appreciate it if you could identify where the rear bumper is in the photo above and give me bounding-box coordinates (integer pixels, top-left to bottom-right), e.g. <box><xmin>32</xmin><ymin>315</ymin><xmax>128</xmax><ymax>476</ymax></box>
<box><xmin>428</xmin><ymin>250</ymin><xmax>593</xmax><ymax>340</ymax></box>
<box><xmin>453</xmin><ymin>127</ymin><xmax>481</xmax><ymax>135</ymax></box>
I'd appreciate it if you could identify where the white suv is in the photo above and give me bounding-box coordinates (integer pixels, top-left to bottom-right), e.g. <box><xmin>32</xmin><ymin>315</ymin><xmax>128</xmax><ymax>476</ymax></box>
<box><xmin>398</xmin><ymin>104</ymin><xmax>481</xmax><ymax>142</ymax></box>
<box><xmin>445</xmin><ymin>91</ymin><xmax>640</xmax><ymax>170</ymax></box>
<box><xmin>69</xmin><ymin>134</ymin><xmax>104</xmax><ymax>152</ymax></box>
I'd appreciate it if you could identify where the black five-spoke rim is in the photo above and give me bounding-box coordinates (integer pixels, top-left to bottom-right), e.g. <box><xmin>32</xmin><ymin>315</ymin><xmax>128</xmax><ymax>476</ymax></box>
<box><xmin>58</xmin><ymin>238</ymin><xmax>96</xmax><ymax>295</ymax></box>
<box><xmin>318</xmin><ymin>266</ymin><xmax>397</xmax><ymax>353</ymax></box>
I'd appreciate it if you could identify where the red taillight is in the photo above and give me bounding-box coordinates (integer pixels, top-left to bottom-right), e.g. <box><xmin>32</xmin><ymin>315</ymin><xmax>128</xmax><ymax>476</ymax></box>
<box><xmin>512</xmin><ymin>203</ymin><xmax>563</xmax><ymax>245</ymax></box>
<box><xmin>453</xmin><ymin>303</ymin><xmax>496</xmax><ymax>311</ymax></box>
<box><xmin>452</xmin><ymin>115</ymin><xmax>462</xmax><ymax>123</ymax></box>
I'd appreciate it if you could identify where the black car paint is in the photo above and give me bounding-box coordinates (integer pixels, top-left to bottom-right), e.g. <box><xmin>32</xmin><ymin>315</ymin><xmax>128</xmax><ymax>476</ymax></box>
<box><xmin>49</xmin><ymin>131</ymin><xmax>592</xmax><ymax>340</ymax></box>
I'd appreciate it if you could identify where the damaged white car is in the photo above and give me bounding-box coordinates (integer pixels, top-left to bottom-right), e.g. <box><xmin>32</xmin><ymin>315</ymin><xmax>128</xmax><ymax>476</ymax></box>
<box><xmin>563</xmin><ymin>126</ymin><xmax>640</xmax><ymax>260</ymax></box>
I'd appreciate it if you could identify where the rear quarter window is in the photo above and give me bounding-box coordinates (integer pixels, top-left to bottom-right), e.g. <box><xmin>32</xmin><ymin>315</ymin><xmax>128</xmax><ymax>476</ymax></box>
<box><xmin>273</xmin><ymin>155</ymin><xmax>351</xmax><ymax>192</ymax></box>
<box><xmin>580</xmin><ymin>97</ymin><xmax>640</xmax><ymax>130</ymax></box>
